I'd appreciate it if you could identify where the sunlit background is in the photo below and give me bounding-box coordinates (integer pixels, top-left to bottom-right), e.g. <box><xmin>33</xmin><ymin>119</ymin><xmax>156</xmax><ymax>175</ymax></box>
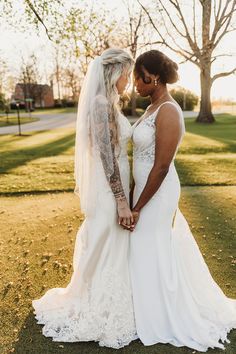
<box><xmin>0</xmin><ymin>0</ymin><xmax>235</xmax><ymax>103</ymax></box>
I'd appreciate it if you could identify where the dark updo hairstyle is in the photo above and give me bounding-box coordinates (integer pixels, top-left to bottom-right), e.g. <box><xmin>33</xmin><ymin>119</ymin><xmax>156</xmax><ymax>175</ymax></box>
<box><xmin>134</xmin><ymin>50</ymin><xmax>178</xmax><ymax>85</ymax></box>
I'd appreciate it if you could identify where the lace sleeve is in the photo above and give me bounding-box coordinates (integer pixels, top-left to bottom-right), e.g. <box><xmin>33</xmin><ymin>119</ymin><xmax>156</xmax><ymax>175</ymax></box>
<box><xmin>91</xmin><ymin>96</ymin><xmax>127</xmax><ymax>202</ymax></box>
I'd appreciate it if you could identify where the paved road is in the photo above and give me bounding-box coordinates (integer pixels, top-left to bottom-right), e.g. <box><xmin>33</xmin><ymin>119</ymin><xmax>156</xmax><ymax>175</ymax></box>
<box><xmin>0</xmin><ymin>110</ymin><xmax>199</xmax><ymax>135</ymax></box>
<box><xmin>0</xmin><ymin>112</ymin><xmax>76</xmax><ymax>135</ymax></box>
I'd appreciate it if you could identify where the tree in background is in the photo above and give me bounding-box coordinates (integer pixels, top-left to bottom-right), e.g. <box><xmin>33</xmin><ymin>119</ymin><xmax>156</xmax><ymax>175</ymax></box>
<box><xmin>52</xmin><ymin>42</ymin><xmax>62</xmax><ymax>104</ymax></box>
<box><xmin>0</xmin><ymin>92</ymin><xmax>6</xmax><ymax>111</ymax></box>
<box><xmin>122</xmin><ymin>1</ymin><xmax>144</xmax><ymax>116</ymax></box>
<box><xmin>139</xmin><ymin>0</ymin><xmax>236</xmax><ymax>123</ymax></box>
<box><xmin>55</xmin><ymin>5</ymin><xmax>115</xmax><ymax>100</ymax></box>
<box><xmin>170</xmin><ymin>87</ymin><xmax>198</xmax><ymax>111</ymax></box>
<box><xmin>18</xmin><ymin>54</ymin><xmax>49</xmax><ymax>109</ymax></box>
<box><xmin>1</xmin><ymin>0</ymin><xmax>64</xmax><ymax>40</ymax></box>
<box><xmin>0</xmin><ymin>57</ymin><xmax>8</xmax><ymax>95</ymax></box>
<box><xmin>116</xmin><ymin>1</ymin><xmax>162</xmax><ymax>116</ymax></box>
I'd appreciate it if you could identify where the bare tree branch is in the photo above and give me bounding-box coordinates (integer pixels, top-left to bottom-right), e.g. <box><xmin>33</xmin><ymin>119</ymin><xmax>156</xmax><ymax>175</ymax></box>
<box><xmin>213</xmin><ymin>3</ymin><xmax>236</xmax><ymax>49</ymax></box>
<box><xmin>138</xmin><ymin>0</ymin><xmax>236</xmax><ymax>122</ymax></box>
<box><xmin>159</xmin><ymin>0</ymin><xmax>185</xmax><ymax>38</ymax></box>
<box><xmin>211</xmin><ymin>0</ymin><xmax>236</xmax><ymax>46</ymax></box>
<box><xmin>211</xmin><ymin>67</ymin><xmax>236</xmax><ymax>83</ymax></box>
<box><xmin>138</xmin><ymin>0</ymin><xmax>200</xmax><ymax>67</ymax></box>
<box><xmin>25</xmin><ymin>0</ymin><xmax>52</xmax><ymax>40</ymax></box>
<box><xmin>168</xmin><ymin>0</ymin><xmax>200</xmax><ymax>55</ymax></box>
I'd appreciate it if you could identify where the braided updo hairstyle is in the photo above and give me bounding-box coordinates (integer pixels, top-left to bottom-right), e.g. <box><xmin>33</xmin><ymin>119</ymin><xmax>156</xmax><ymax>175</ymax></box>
<box><xmin>100</xmin><ymin>48</ymin><xmax>134</xmax><ymax>145</ymax></box>
<box><xmin>134</xmin><ymin>50</ymin><xmax>178</xmax><ymax>85</ymax></box>
<box><xmin>101</xmin><ymin>48</ymin><xmax>134</xmax><ymax>107</ymax></box>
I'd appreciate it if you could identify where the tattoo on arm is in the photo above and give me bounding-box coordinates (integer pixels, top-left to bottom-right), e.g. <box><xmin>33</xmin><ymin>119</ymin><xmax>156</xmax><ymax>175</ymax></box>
<box><xmin>93</xmin><ymin>99</ymin><xmax>126</xmax><ymax>203</ymax></box>
<box><xmin>100</xmin><ymin>126</ymin><xmax>126</xmax><ymax>202</ymax></box>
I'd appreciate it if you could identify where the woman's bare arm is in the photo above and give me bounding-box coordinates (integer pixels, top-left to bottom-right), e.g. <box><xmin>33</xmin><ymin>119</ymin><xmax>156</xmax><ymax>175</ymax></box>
<box><xmin>93</xmin><ymin>98</ymin><xmax>133</xmax><ymax>226</ymax></box>
<box><xmin>129</xmin><ymin>178</ymin><xmax>135</xmax><ymax>209</ymax></box>
<box><xmin>132</xmin><ymin>104</ymin><xmax>182</xmax><ymax>213</ymax></box>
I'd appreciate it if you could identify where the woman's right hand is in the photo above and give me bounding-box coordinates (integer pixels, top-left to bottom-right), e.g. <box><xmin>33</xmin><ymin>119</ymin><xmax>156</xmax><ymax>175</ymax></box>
<box><xmin>117</xmin><ymin>199</ymin><xmax>134</xmax><ymax>230</ymax></box>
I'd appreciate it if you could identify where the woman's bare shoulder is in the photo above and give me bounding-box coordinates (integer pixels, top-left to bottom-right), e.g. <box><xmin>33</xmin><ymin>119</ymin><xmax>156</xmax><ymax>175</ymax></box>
<box><xmin>156</xmin><ymin>101</ymin><xmax>182</xmax><ymax>123</ymax></box>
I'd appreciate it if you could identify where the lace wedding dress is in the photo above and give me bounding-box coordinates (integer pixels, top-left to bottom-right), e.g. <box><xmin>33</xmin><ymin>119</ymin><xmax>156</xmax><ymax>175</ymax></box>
<box><xmin>129</xmin><ymin>101</ymin><xmax>236</xmax><ymax>352</ymax></box>
<box><xmin>32</xmin><ymin>110</ymin><xmax>137</xmax><ymax>349</ymax></box>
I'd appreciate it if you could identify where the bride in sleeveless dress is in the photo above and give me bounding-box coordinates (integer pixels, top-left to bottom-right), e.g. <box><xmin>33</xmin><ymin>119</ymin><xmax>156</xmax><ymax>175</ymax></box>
<box><xmin>32</xmin><ymin>48</ymin><xmax>137</xmax><ymax>349</ymax></box>
<box><xmin>129</xmin><ymin>50</ymin><xmax>236</xmax><ymax>352</ymax></box>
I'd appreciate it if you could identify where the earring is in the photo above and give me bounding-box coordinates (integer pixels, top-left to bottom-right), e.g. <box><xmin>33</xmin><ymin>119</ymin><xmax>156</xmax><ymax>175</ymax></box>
<box><xmin>154</xmin><ymin>78</ymin><xmax>158</xmax><ymax>86</ymax></box>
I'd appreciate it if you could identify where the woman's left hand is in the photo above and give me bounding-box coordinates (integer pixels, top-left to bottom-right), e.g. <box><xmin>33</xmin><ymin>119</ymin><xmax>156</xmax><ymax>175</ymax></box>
<box><xmin>130</xmin><ymin>210</ymin><xmax>140</xmax><ymax>231</ymax></box>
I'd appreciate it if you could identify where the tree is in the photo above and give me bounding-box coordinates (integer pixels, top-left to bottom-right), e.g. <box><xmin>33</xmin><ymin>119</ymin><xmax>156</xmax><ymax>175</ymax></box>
<box><xmin>62</xmin><ymin>65</ymin><xmax>80</xmax><ymax>102</ymax></box>
<box><xmin>0</xmin><ymin>58</ymin><xmax>6</xmax><ymax>93</ymax></box>
<box><xmin>19</xmin><ymin>54</ymin><xmax>48</xmax><ymax>109</ymax></box>
<box><xmin>120</xmin><ymin>0</ymin><xmax>162</xmax><ymax>116</ymax></box>
<box><xmin>170</xmin><ymin>87</ymin><xmax>198</xmax><ymax>111</ymax></box>
<box><xmin>59</xmin><ymin>6</ymin><xmax>115</xmax><ymax>74</ymax></box>
<box><xmin>0</xmin><ymin>92</ymin><xmax>6</xmax><ymax>111</ymax></box>
<box><xmin>0</xmin><ymin>0</ymin><xmax>64</xmax><ymax>40</ymax></box>
<box><xmin>51</xmin><ymin>5</ymin><xmax>118</xmax><ymax>100</ymax></box>
<box><xmin>138</xmin><ymin>0</ymin><xmax>236</xmax><ymax>123</ymax></box>
<box><xmin>51</xmin><ymin>43</ymin><xmax>62</xmax><ymax>103</ymax></box>
<box><xmin>121</xmin><ymin>1</ymin><xmax>144</xmax><ymax>116</ymax></box>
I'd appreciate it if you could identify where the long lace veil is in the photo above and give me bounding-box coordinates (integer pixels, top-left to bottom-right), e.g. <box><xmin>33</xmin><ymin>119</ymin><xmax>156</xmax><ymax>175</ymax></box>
<box><xmin>74</xmin><ymin>56</ymin><xmax>113</xmax><ymax>216</ymax></box>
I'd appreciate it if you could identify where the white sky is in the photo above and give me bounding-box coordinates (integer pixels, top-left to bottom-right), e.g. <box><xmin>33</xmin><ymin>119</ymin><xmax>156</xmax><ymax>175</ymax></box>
<box><xmin>0</xmin><ymin>0</ymin><xmax>236</xmax><ymax>100</ymax></box>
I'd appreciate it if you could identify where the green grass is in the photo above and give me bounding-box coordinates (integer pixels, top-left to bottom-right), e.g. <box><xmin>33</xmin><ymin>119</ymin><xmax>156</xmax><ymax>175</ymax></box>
<box><xmin>0</xmin><ymin>113</ymin><xmax>236</xmax><ymax>353</ymax></box>
<box><xmin>31</xmin><ymin>107</ymin><xmax>77</xmax><ymax>115</ymax></box>
<box><xmin>176</xmin><ymin>114</ymin><xmax>236</xmax><ymax>186</ymax></box>
<box><xmin>0</xmin><ymin>129</ymin><xmax>75</xmax><ymax>193</ymax></box>
<box><xmin>0</xmin><ymin>116</ymin><xmax>39</xmax><ymax>127</ymax></box>
<box><xmin>0</xmin><ymin>114</ymin><xmax>235</xmax><ymax>194</ymax></box>
<box><xmin>0</xmin><ymin>188</ymin><xmax>235</xmax><ymax>354</ymax></box>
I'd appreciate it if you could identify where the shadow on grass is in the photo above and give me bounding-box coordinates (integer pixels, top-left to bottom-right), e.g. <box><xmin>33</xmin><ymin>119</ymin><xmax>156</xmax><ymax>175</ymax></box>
<box><xmin>13</xmin><ymin>188</ymin><xmax>236</xmax><ymax>354</ymax></box>
<box><xmin>175</xmin><ymin>157</ymin><xmax>234</xmax><ymax>186</ymax></box>
<box><xmin>0</xmin><ymin>132</ymin><xmax>75</xmax><ymax>174</ymax></box>
<box><xmin>3</xmin><ymin>186</ymin><xmax>234</xmax><ymax>354</ymax></box>
<box><xmin>184</xmin><ymin>114</ymin><xmax>236</xmax><ymax>153</ymax></box>
<box><xmin>0</xmin><ymin>189</ymin><xmax>74</xmax><ymax>197</ymax></box>
<box><xmin>0</xmin><ymin>130</ymin><xmax>48</xmax><ymax>149</ymax></box>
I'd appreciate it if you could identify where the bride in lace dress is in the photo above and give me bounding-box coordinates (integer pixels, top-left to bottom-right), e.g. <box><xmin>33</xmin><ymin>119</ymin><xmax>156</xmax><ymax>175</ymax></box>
<box><xmin>32</xmin><ymin>48</ymin><xmax>137</xmax><ymax>349</ymax></box>
<box><xmin>129</xmin><ymin>50</ymin><xmax>236</xmax><ymax>352</ymax></box>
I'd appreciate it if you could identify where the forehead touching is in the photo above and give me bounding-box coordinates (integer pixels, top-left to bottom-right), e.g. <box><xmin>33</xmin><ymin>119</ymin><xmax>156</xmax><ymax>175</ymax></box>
<box><xmin>122</xmin><ymin>65</ymin><xmax>132</xmax><ymax>76</ymax></box>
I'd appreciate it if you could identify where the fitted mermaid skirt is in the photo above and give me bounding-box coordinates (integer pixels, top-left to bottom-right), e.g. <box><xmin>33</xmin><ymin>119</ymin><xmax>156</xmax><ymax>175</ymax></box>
<box><xmin>129</xmin><ymin>160</ymin><xmax>236</xmax><ymax>352</ymax></box>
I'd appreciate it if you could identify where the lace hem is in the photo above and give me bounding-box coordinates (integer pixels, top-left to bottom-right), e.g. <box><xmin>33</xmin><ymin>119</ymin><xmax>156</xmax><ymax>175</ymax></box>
<box><xmin>32</xmin><ymin>270</ymin><xmax>137</xmax><ymax>349</ymax></box>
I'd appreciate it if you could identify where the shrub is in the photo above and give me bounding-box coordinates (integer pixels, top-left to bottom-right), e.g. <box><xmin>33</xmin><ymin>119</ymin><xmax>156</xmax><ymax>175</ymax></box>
<box><xmin>170</xmin><ymin>88</ymin><xmax>198</xmax><ymax>110</ymax></box>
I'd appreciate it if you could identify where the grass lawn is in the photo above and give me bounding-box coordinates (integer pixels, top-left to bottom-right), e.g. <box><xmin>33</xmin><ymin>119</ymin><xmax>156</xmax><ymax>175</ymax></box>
<box><xmin>0</xmin><ymin>114</ymin><xmax>235</xmax><ymax>194</ymax></box>
<box><xmin>0</xmin><ymin>188</ymin><xmax>235</xmax><ymax>354</ymax></box>
<box><xmin>0</xmin><ymin>113</ymin><xmax>236</xmax><ymax>353</ymax></box>
<box><xmin>176</xmin><ymin>114</ymin><xmax>236</xmax><ymax>185</ymax></box>
<box><xmin>31</xmin><ymin>107</ymin><xmax>77</xmax><ymax>115</ymax></box>
<box><xmin>0</xmin><ymin>107</ymin><xmax>77</xmax><ymax>117</ymax></box>
<box><xmin>0</xmin><ymin>116</ymin><xmax>39</xmax><ymax>127</ymax></box>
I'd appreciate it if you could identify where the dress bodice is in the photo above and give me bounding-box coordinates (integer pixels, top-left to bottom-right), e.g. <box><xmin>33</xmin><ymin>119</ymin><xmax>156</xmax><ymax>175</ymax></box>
<box><xmin>115</xmin><ymin>113</ymin><xmax>132</xmax><ymax>159</ymax></box>
<box><xmin>132</xmin><ymin>102</ymin><xmax>185</xmax><ymax>165</ymax></box>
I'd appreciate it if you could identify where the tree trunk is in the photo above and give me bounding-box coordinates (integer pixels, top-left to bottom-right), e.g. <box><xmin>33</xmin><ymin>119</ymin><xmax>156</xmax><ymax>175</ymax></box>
<box><xmin>196</xmin><ymin>64</ymin><xmax>215</xmax><ymax>123</ymax></box>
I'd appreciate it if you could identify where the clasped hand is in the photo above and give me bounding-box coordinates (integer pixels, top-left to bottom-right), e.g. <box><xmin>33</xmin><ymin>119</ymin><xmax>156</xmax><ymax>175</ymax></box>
<box><xmin>118</xmin><ymin>210</ymin><xmax>140</xmax><ymax>231</ymax></box>
<box><xmin>117</xmin><ymin>198</ymin><xmax>140</xmax><ymax>231</ymax></box>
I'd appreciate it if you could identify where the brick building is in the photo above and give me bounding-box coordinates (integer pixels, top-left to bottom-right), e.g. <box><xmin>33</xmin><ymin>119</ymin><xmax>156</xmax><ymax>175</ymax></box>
<box><xmin>12</xmin><ymin>82</ymin><xmax>54</xmax><ymax>109</ymax></box>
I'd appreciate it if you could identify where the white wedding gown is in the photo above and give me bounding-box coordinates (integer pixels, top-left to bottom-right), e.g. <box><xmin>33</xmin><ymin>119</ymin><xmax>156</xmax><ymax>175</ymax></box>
<box><xmin>32</xmin><ymin>113</ymin><xmax>137</xmax><ymax>349</ymax></box>
<box><xmin>129</xmin><ymin>101</ymin><xmax>236</xmax><ymax>352</ymax></box>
